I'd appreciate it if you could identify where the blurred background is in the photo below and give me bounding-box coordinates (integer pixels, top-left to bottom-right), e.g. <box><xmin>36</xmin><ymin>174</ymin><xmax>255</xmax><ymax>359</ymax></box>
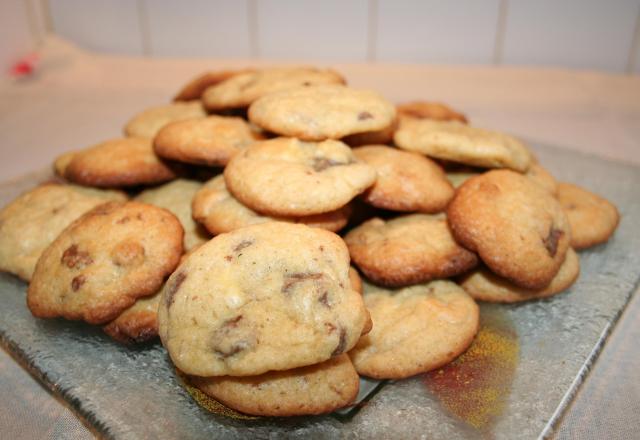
<box><xmin>2</xmin><ymin>0</ymin><xmax>639</xmax><ymax>74</ymax></box>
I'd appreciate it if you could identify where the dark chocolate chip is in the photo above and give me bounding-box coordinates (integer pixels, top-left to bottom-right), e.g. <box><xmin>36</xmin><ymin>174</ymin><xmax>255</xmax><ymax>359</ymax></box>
<box><xmin>543</xmin><ymin>228</ymin><xmax>563</xmax><ymax>257</ymax></box>
<box><xmin>282</xmin><ymin>272</ymin><xmax>323</xmax><ymax>294</ymax></box>
<box><xmin>311</xmin><ymin>157</ymin><xmax>348</xmax><ymax>172</ymax></box>
<box><xmin>358</xmin><ymin>111</ymin><xmax>373</xmax><ymax>120</ymax></box>
<box><xmin>165</xmin><ymin>272</ymin><xmax>187</xmax><ymax>307</ymax></box>
<box><xmin>318</xmin><ymin>291</ymin><xmax>330</xmax><ymax>307</ymax></box>
<box><xmin>331</xmin><ymin>328</ymin><xmax>347</xmax><ymax>357</ymax></box>
<box><xmin>71</xmin><ymin>274</ymin><xmax>86</xmax><ymax>291</ymax></box>
<box><xmin>233</xmin><ymin>239</ymin><xmax>254</xmax><ymax>253</ymax></box>
<box><xmin>214</xmin><ymin>344</ymin><xmax>245</xmax><ymax>359</ymax></box>
<box><xmin>61</xmin><ymin>244</ymin><xmax>93</xmax><ymax>269</ymax></box>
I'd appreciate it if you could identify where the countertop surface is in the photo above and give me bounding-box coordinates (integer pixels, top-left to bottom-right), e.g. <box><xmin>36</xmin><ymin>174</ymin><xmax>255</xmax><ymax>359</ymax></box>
<box><xmin>0</xmin><ymin>37</ymin><xmax>639</xmax><ymax>439</ymax></box>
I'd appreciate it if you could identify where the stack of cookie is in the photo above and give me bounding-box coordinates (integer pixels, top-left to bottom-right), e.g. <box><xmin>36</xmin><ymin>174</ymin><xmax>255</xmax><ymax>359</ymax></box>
<box><xmin>0</xmin><ymin>66</ymin><xmax>620</xmax><ymax>417</ymax></box>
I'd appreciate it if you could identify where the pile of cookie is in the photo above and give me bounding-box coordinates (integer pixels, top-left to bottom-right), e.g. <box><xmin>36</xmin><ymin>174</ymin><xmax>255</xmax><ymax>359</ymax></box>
<box><xmin>0</xmin><ymin>67</ymin><xmax>620</xmax><ymax>417</ymax></box>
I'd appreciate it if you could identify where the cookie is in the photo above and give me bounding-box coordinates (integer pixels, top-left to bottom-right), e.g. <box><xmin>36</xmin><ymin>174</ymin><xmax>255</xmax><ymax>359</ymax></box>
<box><xmin>103</xmin><ymin>290</ymin><xmax>161</xmax><ymax>344</ymax></box>
<box><xmin>124</xmin><ymin>101</ymin><xmax>207</xmax><ymax>139</ymax></box>
<box><xmin>527</xmin><ymin>161</ymin><xmax>557</xmax><ymax>194</ymax></box>
<box><xmin>353</xmin><ymin>145</ymin><xmax>454</xmax><ymax>213</ymax></box>
<box><xmin>0</xmin><ymin>184</ymin><xmax>126</xmax><ymax>281</ymax></box>
<box><xmin>460</xmin><ymin>248</ymin><xmax>580</xmax><ymax>303</ymax></box>
<box><xmin>446</xmin><ymin>169</ymin><xmax>480</xmax><ymax>188</ymax></box>
<box><xmin>201</xmin><ymin>67</ymin><xmax>345</xmax><ymax>111</ymax></box>
<box><xmin>342</xmin><ymin>120</ymin><xmax>397</xmax><ymax>147</ymax></box>
<box><xmin>153</xmin><ymin>115</ymin><xmax>261</xmax><ymax>166</ymax></box>
<box><xmin>224</xmin><ymin>137</ymin><xmax>376</xmax><ymax>216</ymax></box>
<box><xmin>53</xmin><ymin>151</ymin><xmax>77</xmax><ymax>177</ymax></box>
<box><xmin>65</xmin><ymin>138</ymin><xmax>177</xmax><ymax>187</ymax></box>
<box><xmin>173</xmin><ymin>69</ymin><xmax>253</xmax><ymax>101</ymax></box>
<box><xmin>447</xmin><ymin>170</ymin><xmax>571</xmax><ymax>290</ymax></box>
<box><xmin>556</xmin><ymin>182</ymin><xmax>620</xmax><ymax>249</ymax></box>
<box><xmin>349</xmin><ymin>267</ymin><xmax>362</xmax><ymax>295</ymax></box>
<box><xmin>394</xmin><ymin>118</ymin><xmax>531</xmax><ymax>172</ymax></box>
<box><xmin>349</xmin><ymin>280</ymin><xmax>479</xmax><ymax>379</ymax></box>
<box><xmin>158</xmin><ymin>222</ymin><xmax>368</xmax><ymax>377</ymax></box>
<box><xmin>136</xmin><ymin>179</ymin><xmax>210</xmax><ymax>251</ymax></box>
<box><xmin>397</xmin><ymin>101</ymin><xmax>468</xmax><ymax>123</ymax></box>
<box><xmin>191</xmin><ymin>175</ymin><xmax>351</xmax><ymax>234</ymax></box>
<box><xmin>248</xmin><ymin>84</ymin><xmax>396</xmax><ymax>141</ymax></box>
<box><xmin>345</xmin><ymin>214</ymin><xmax>478</xmax><ymax>287</ymax></box>
<box><xmin>27</xmin><ymin>201</ymin><xmax>183</xmax><ymax>324</ymax></box>
<box><xmin>189</xmin><ymin>354</ymin><xmax>359</xmax><ymax>416</ymax></box>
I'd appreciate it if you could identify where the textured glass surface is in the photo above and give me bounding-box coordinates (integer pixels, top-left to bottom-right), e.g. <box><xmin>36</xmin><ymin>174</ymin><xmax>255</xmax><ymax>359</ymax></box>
<box><xmin>0</xmin><ymin>143</ymin><xmax>638</xmax><ymax>439</ymax></box>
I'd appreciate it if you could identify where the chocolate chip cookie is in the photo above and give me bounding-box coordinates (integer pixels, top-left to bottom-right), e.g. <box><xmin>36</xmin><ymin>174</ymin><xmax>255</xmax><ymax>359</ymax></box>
<box><xmin>447</xmin><ymin>170</ymin><xmax>571</xmax><ymax>289</ymax></box>
<box><xmin>28</xmin><ymin>201</ymin><xmax>183</xmax><ymax>324</ymax></box>
<box><xmin>345</xmin><ymin>214</ymin><xmax>478</xmax><ymax>286</ymax></box>
<box><xmin>353</xmin><ymin>145</ymin><xmax>454</xmax><ymax>213</ymax></box>
<box><xmin>248</xmin><ymin>84</ymin><xmax>396</xmax><ymax>141</ymax></box>
<box><xmin>158</xmin><ymin>222</ymin><xmax>368</xmax><ymax>377</ymax></box>
<box><xmin>349</xmin><ymin>280</ymin><xmax>479</xmax><ymax>379</ymax></box>
<box><xmin>224</xmin><ymin>137</ymin><xmax>376</xmax><ymax>216</ymax></box>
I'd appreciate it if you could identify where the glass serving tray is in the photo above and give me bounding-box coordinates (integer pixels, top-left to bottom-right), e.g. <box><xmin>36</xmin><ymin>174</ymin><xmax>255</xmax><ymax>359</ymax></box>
<box><xmin>1</xmin><ymin>143</ymin><xmax>639</xmax><ymax>439</ymax></box>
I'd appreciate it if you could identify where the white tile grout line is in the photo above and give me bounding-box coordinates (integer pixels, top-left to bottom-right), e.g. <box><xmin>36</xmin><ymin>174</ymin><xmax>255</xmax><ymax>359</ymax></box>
<box><xmin>137</xmin><ymin>0</ymin><xmax>152</xmax><ymax>57</ymax></box>
<box><xmin>39</xmin><ymin>0</ymin><xmax>53</xmax><ymax>34</ymax></box>
<box><xmin>248</xmin><ymin>0</ymin><xmax>260</xmax><ymax>58</ymax></box>
<box><xmin>626</xmin><ymin>4</ymin><xmax>640</xmax><ymax>74</ymax></box>
<box><xmin>24</xmin><ymin>0</ymin><xmax>42</xmax><ymax>46</ymax></box>
<box><xmin>367</xmin><ymin>0</ymin><xmax>378</xmax><ymax>63</ymax></box>
<box><xmin>492</xmin><ymin>0</ymin><xmax>509</xmax><ymax>65</ymax></box>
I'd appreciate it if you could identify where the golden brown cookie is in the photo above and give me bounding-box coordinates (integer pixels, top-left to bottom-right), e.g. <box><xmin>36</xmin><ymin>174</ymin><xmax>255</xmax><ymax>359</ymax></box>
<box><xmin>190</xmin><ymin>354</ymin><xmax>359</xmax><ymax>416</ymax></box>
<box><xmin>460</xmin><ymin>248</ymin><xmax>580</xmax><ymax>303</ymax></box>
<box><xmin>124</xmin><ymin>101</ymin><xmax>207</xmax><ymax>139</ymax></box>
<box><xmin>394</xmin><ymin>118</ymin><xmax>531</xmax><ymax>172</ymax></box>
<box><xmin>397</xmin><ymin>101</ymin><xmax>468</xmax><ymax>123</ymax></box>
<box><xmin>191</xmin><ymin>175</ymin><xmax>351</xmax><ymax>235</ymax></box>
<box><xmin>158</xmin><ymin>222</ymin><xmax>368</xmax><ymax>377</ymax></box>
<box><xmin>527</xmin><ymin>161</ymin><xmax>557</xmax><ymax>194</ymax></box>
<box><xmin>173</xmin><ymin>69</ymin><xmax>253</xmax><ymax>101</ymax></box>
<box><xmin>353</xmin><ymin>145</ymin><xmax>454</xmax><ymax>213</ymax></box>
<box><xmin>345</xmin><ymin>214</ymin><xmax>477</xmax><ymax>287</ymax></box>
<box><xmin>65</xmin><ymin>138</ymin><xmax>177</xmax><ymax>188</ymax></box>
<box><xmin>556</xmin><ymin>182</ymin><xmax>620</xmax><ymax>249</ymax></box>
<box><xmin>0</xmin><ymin>184</ymin><xmax>126</xmax><ymax>281</ymax></box>
<box><xmin>135</xmin><ymin>179</ymin><xmax>210</xmax><ymax>251</ymax></box>
<box><xmin>153</xmin><ymin>115</ymin><xmax>261</xmax><ymax>166</ymax></box>
<box><xmin>349</xmin><ymin>267</ymin><xmax>363</xmax><ymax>295</ymax></box>
<box><xmin>349</xmin><ymin>280</ymin><xmax>479</xmax><ymax>379</ymax></box>
<box><xmin>342</xmin><ymin>120</ymin><xmax>397</xmax><ymax>147</ymax></box>
<box><xmin>103</xmin><ymin>290</ymin><xmax>160</xmax><ymax>344</ymax></box>
<box><xmin>27</xmin><ymin>201</ymin><xmax>183</xmax><ymax>324</ymax></box>
<box><xmin>224</xmin><ymin>137</ymin><xmax>376</xmax><ymax>217</ymax></box>
<box><xmin>248</xmin><ymin>84</ymin><xmax>396</xmax><ymax>141</ymax></box>
<box><xmin>202</xmin><ymin>67</ymin><xmax>346</xmax><ymax>111</ymax></box>
<box><xmin>53</xmin><ymin>151</ymin><xmax>77</xmax><ymax>177</ymax></box>
<box><xmin>447</xmin><ymin>170</ymin><xmax>571</xmax><ymax>290</ymax></box>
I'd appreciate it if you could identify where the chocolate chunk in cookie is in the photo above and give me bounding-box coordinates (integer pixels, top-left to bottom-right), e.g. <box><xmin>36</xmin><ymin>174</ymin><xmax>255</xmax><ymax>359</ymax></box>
<box><xmin>447</xmin><ymin>169</ymin><xmax>570</xmax><ymax>289</ymax></box>
<box><xmin>27</xmin><ymin>201</ymin><xmax>183</xmax><ymax>324</ymax></box>
<box><xmin>158</xmin><ymin>222</ymin><xmax>368</xmax><ymax>377</ymax></box>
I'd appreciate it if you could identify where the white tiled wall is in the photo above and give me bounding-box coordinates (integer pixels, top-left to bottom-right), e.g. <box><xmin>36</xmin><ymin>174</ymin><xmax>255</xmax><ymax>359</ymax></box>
<box><xmin>49</xmin><ymin>0</ymin><xmax>145</xmax><ymax>55</ymax></box>
<box><xmin>502</xmin><ymin>0</ymin><xmax>640</xmax><ymax>72</ymax></box>
<box><xmin>3</xmin><ymin>0</ymin><xmax>640</xmax><ymax>74</ymax></box>
<box><xmin>376</xmin><ymin>0</ymin><xmax>501</xmax><ymax>64</ymax></box>
<box><xmin>144</xmin><ymin>0</ymin><xmax>252</xmax><ymax>58</ymax></box>
<box><xmin>255</xmin><ymin>0</ymin><xmax>370</xmax><ymax>61</ymax></box>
